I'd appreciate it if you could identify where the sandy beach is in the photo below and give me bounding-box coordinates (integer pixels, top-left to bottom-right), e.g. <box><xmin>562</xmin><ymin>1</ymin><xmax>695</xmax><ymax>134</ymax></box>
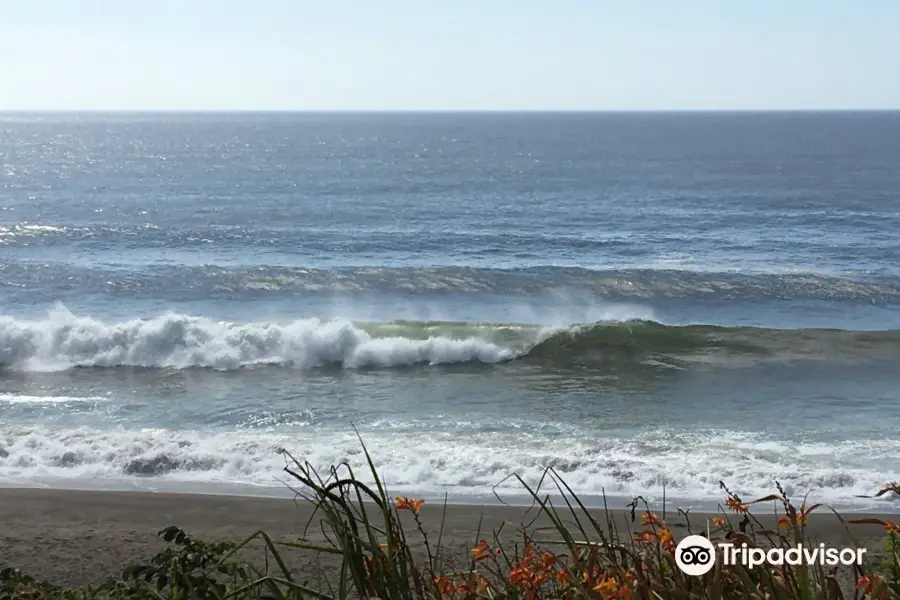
<box><xmin>0</xmin><ymin>487</ymin><xmax>895</xmax><ymax>591</ymax></box>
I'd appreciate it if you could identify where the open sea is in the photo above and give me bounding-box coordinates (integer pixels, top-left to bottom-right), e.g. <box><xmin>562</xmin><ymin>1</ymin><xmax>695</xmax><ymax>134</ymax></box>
<box><xmin>1</xmin><ymin>112</ymin><xmax>899</xmax><ymax>511</ymax></box>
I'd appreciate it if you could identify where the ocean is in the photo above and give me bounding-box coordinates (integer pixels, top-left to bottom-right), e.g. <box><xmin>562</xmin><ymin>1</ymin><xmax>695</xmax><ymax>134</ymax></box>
<box><xmin>1</xmin><ymin>111</ymin><xmax>899</xmax><ymax>511</ymax></box>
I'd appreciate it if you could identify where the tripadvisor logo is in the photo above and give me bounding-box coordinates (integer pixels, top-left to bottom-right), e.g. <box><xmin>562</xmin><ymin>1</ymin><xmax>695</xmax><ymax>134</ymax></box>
<box><xmin>674</xmin><ymin>535</ymin><xmax>867</xmax><ymax>576</ymax></box>
<box><xmin>675</xmin><ymin>536</ymin><xmax>716</xmax><ymax>576</ymax></box>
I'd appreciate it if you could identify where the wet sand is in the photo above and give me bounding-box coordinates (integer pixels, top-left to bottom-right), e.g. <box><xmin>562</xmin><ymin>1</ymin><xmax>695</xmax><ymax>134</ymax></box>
<box><xmin>0</xmin><ymin>488</ymin><xmax>895</xmax><ymax>590</ymax></box>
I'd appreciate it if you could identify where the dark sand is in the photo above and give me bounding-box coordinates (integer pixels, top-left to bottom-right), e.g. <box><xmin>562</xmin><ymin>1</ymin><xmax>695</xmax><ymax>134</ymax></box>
<box><xmin>0</xmin><ymin>488</ymin><xmax>895</xmax><ymax>591</ymax></box>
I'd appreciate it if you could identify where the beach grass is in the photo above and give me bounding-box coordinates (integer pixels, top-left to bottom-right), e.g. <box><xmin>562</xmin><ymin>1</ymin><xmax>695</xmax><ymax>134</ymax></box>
<box><xmin>2</xmin><ymin>440</ymin><xmax>899</xmax><ymax>600</ymax></box>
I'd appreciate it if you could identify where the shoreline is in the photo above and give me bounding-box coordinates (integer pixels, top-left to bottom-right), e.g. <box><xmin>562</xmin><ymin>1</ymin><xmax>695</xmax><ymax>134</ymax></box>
<box><xmin>3</xmin><ymin>479</ymin><xmax>897</xmax><ymax>513</ymax></box>
<box><xmin>2</xmin><ymin>487</ymin><xmax>897</xmax><ymax>589</ymax></box>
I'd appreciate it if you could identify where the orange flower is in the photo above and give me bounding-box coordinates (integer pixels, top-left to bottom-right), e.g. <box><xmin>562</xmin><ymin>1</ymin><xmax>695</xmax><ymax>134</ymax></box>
<box><xmin>555</xmin><ymin>568</ymin><xmax>572</xmax><ymax>586</ymax></box>
<box><xmin>779</xmin><ymin>505</ymin><xmax>811</xmax><ymax>528</ymax></box>
<box><xmin>394</xmin><ymin>497</ymin><xmax>424</xmax><ymax>514</ymax></box>
<box><xmin>635</xmin><ymin>528</ymin><xmax>674</xmax><ymax>551</ymax></box>
<box><xmin>508</xmin><ymin>565</ymin><xmax>535</xmax><ymax>588</ymax></box>
<box><xmin>884</xmin><ymin>521</ymin><xmax>900</xmax><ymax>534</ymax></box>
<box><xmin>641</xmin><ymin>512</ymin><xmax>663</xmax><ymax>527</ymax></box>
<box><xmin>433</xmin><ymin>575</ymin><xmax>455</xmax><ymax>596</ymax></box>
<box><xmin>726</xmin><ymin>497</ymin><xmax>748</xmax><ymax>514</ymax></box>
<box><xmin>471</xmin><ymin>539</ymin><xmax>493</xmax><ymax>563</ymax></box>
<box><xmin>540</xmin><ymin>551</ymin><xmax>558</xmax><ymax>570</ymax></box>
<box><xmin>856</xmin><ymin>574</ymin><xmax>883</xmax><ymax>595</ymax></box>
<box><xmin>711</xmin><ymin>516</ymin><xmax>727</xmax><ymax>529</ymax></box>
<box><xmin>593</xmin><ymin>577</ymin><xmax>618</xmax><ymax>595</ymax></box>
<box><xmin>655</xmin><ymin>528</ymin><xmax>675</xmax><ymax>551</ymax></box>
<box><xmin>593</xmin><ymin>577</ymin><xmax>630</xmax><ymax>600</ymax></box>
<box><xmin>633</xmin><ymin>531</ymin><xmax>654</xmax><ymax>544</ymax></box>
<box><xmin>857</xmin><ymin>574</ymin><xmax>888</xmax><ymax>596</ymax></box>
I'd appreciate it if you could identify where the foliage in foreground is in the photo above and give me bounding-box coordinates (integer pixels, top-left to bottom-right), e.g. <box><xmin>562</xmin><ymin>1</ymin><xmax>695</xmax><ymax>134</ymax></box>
<box><xmin>2</xmin><ymin>442</ymin><xmax>900</xmax><ymax>600</ymax></box>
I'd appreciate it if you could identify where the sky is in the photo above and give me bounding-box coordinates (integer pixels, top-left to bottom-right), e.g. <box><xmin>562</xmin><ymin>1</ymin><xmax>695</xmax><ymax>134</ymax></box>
<box><xmin>0</xmin><ymin>0</ymin><xmax>898</xmax><ymax>111</ymax></box>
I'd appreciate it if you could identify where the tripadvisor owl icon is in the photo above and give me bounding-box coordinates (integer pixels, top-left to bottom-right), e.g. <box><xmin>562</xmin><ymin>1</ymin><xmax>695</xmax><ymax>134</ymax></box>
<box><xmin>675</xmin><ymin>535</ymin><xmax>716</xmax><ymax>576</ymax></box>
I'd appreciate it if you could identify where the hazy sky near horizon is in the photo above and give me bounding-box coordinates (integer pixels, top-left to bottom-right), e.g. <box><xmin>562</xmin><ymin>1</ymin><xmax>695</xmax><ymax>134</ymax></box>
<box><xmin>1</xmin><ymin>1</ymin><xmax>898</xmax><ymax>111</ymax></box>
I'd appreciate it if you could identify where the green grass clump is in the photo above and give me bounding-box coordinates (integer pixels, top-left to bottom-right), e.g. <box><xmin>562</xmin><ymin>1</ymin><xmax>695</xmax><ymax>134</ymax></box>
<box><xmin>2</xmin><ymin>439</ymin><xmax>898</xmax><ymax>600</ymax></box>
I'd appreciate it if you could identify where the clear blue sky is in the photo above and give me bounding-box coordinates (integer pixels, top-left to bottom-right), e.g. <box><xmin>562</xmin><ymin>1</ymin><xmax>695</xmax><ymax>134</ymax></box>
<box><xmin>1</xmin><ymin>0</ymin><xmax>898</xmax><ymax>111</ymax></box>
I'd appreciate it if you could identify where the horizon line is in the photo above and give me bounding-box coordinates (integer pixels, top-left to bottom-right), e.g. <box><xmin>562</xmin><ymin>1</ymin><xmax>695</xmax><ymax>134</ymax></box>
<box><xmin>1</xmin><ymin>108</ymin><xmax>899</xmax><ymax>114</ymax></box>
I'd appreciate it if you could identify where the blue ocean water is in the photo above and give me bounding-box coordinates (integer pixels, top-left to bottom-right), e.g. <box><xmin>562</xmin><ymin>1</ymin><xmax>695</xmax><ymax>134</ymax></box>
<box><xmin>1</xmin><ymin>112</ymin><xmax>899</xmax><ymax>510</ymax></box>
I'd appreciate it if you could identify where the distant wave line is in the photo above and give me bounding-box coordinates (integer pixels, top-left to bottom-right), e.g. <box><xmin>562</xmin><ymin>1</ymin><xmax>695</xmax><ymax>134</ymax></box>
<box><xmin>3</xmin><ymin>264</ymin><xmax>900</xmax><ymax>301</ymax></box>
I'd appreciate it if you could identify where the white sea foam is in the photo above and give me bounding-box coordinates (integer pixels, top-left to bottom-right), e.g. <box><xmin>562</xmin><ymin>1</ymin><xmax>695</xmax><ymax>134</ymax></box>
<box><xmin>0</xmin><ymin>394</ymin><xmax>107</xmax><ymax>404</ymax></box>
<box><xmin>0</xmin><ymin>425</ymin><xmax>895</xmax><ymax>510</ymax></box>
<box><xmin>0</xmin><ymin>223</ymin><xmax>74</xmax><ymax>244</ymax></box>
<box><xmin>0</xmin><ymin>305</ymin><xmax>519</xmax><ymax>371</ymax></box>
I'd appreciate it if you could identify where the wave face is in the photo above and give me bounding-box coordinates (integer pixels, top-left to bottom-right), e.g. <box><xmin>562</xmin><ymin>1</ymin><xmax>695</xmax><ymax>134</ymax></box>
<box><xmin>2</xmin><ymin>306</ymin><xmax>899</xmax><ymax>371</ymax></box>
<box><xmin>528</xmin><ymin>321</ymin><xmax>900</xmax><ymax>366</ymax></box>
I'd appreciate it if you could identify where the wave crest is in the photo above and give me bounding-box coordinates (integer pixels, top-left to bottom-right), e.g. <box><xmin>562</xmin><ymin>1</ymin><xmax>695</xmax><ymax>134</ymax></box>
<box><xmin>0</xmin><ymin>306</ymin><xmax>516</xmax><ymax>371</ymax></box>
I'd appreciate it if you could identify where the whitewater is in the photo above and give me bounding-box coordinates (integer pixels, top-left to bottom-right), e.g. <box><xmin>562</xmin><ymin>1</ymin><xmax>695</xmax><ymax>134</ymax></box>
<box><xmin>0</xmin><ymin>305</ymin><xmax>521</xmax><ymax>371</ymax></box>
<box><xmin>2</xmin><ymin>111</ymin><xmax>900</xmax><ymax>511</ymax></box>
<box><xmin>2</xmin><ymin>420</ymin><xmax>899</xmax><ymax>511</ymax></box>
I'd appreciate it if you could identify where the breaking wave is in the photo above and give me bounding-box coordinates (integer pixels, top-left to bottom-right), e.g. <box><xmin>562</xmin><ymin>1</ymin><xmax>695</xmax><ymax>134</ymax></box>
<box><xmin>0</xmin><ymin>306</ymin><xmax>517</xmax><ymax>371</ymax></box>
<box><xmin>2</xmin><ymin>305</ymin><xmax>899</xmax><ymax>371</ymax></box>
